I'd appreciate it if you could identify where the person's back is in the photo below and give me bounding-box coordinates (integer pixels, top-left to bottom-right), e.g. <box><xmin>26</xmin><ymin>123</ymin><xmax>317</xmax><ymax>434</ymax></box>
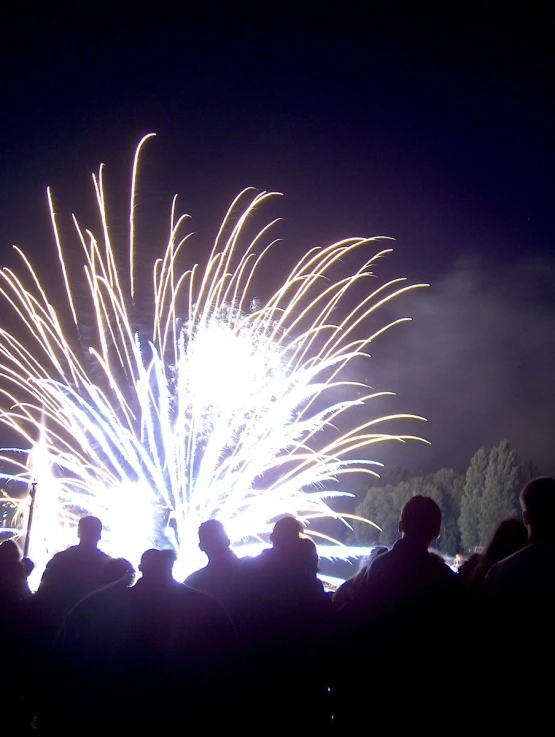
<box><xmin>333</xmin><ymin>496</ymin><xmax>466</xmax><ymax>730</ymax></box>
<box><xmin>483</xmin><ymin>477</ymin><xmax>555</xmax><ymax>719</ymax></box>
<box><xmin>25</xmin><ymin>516</ymin><xmax>111</xmax><ymax>730</ymax></box>
<box><xmin>0</xmin><ymin>539</ymin><xmax>31</xmax><ymax>611</ymax></box>
<box><xmin>38</xmin><ymin>568</ymin><xmax>136</xmax><ymax>735</ymax></box>
<box><xmin>463</xmin><ymin>517</ymin><xmax>528</xmax><ymax>598</ymax></box>
<box><xmin>332</xmin><ymin>545</ymin><xmax>388</xmax><ymax>611</ymax></box>
<box><xmin>128</xmin><ymin>549</ymin><xmax>239</xmax><ymax>731</ymax></box>
<box><xmin>242</xmin><ymin>517</ymin><xmax>333</xmax><ymax>730</ymax></box>
<box><xmin>0</xmin><ymin>539</ymin><xmax>33</xmax><ymax>733</ymax></box>
<box><xmin>246</xmin><ymin>517</ymin><xmax>331</xmax><ymax>630</ymax></box>
<box><xmin>484</xmin><ymin>478</ymin><xmax>555</xmax><ymax>606</ymax></box>
<box><xmin>485</xmin><ymin>539</ymin><xmax>555</xmax><ymax>602</ymax></box>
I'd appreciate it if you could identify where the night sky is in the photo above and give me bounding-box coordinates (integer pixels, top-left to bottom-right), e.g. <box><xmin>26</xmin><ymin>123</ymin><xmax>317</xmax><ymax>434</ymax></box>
<box><xmin>1</xmin><ymin>2</ymin><xmax>554</xmax><ymax>475</ymax></box>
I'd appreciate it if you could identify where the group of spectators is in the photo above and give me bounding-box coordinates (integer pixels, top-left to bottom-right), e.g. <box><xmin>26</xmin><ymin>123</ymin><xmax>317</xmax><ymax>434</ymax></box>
<box><xmin>1</xmin><ymin>476</ymin><xmax>554</xmax><ymax>734</ymax></box>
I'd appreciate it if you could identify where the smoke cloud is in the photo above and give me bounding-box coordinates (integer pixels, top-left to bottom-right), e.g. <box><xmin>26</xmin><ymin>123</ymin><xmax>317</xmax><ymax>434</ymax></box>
<box><xmin>366</xmin><ymin>255</ymin><xmax>555</xmax><ymax>476</ymax></box>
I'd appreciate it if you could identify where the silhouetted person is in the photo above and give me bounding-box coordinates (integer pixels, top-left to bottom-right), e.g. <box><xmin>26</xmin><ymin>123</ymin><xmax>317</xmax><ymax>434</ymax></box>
<box><xmin>332</xmin><ymin>545</ymin><xmax>388</xmax><ymax>611</ymax></box>
<box><xmin>248</xmin><ymin>515</ymin><xmax>330</xmax><ymax>597</ymax></box>
<box><xmin>37</xmin><ymin>515</ymin><xmax>110</xmax><ymax>617</ymax></box>
<box><xmin>460</xmin><ymin>517</ymin><xmax>528</xmax><ymax>597</ymax></box>
<box><xmin>41</xmin><ymin>548</ymin><xmax>240</xmax><ymax>734</ymax></box>
<box><xmin>243</xmin><ymin>516</ymin><xmax>333</xmax><ymax>730</ymax></box>
<box><xmin>485</xmin><ymin>477</ymin><xmax>555</xmax><ymax>602</ymax></box>
<box><xmin>126</xmin><ymin>548</ymin><xmax>240</xmax><ymax>731</ymax></box>
<box><xmin>184</xmin><ymin>519</ymin><xmax>247</xmax><ymax>613</ymax></box>
<box><xmin>40</xmin><ymin>559</ymin><xmax>137</xmax><ymax>735</ymax></box>
<box><xmin>25</xmin><ymin>516</ymin><xmax>111</xmax><ymax>731</ymax></box>
<box><xmin>99</xmin><ymin>556</ymin><xmax>136</xmax><ymax>586</ymax></box>
<box><xmin>0</xmin><ymin>538</ymin><xmax>31</xmax><ymax>607</ymax></box>
<box><xmin>249</xmin><ymin>515</ymin><xmax>326</xmax><ymax>586</ymax></box>
<box><xmin>0</xmin><ymin>539</ymin><xmax>32</xmax><ymax>732</ymax></box>
<box><xmin>270</xmin><ymin>514</ymin><xmax>304</xmax><ymax>545</ymax></box>
<box><xmin>333</xmin><ymin>496</ymin><xmax>467</xmax><ymax>730</ymax></box>
<box><xmin>483</xmin><ymin>477</ymin><xmax>555</xmax><ymax>725</ymax></box>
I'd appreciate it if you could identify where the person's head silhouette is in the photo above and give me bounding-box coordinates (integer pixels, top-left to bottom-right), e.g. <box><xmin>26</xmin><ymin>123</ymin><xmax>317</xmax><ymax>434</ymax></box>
<box><xmin>101</xmin><ymin>557</ymin><xmax>136</xmax><ymax>586</ymax></box>
<box><xmin>399</xmin><ymin>495</ymin><xmax>442</xmax><ymax>548</ymax></box>
<box><xmin>138</xmin><ymin>548</ymin><xmax>177</xmax><ymax>583</ymax></box>
<box><xmin>484</xmin><ymin>517</ymin><xmax>528</xmax><ymax>566</ymax></box>
<box><xmin>520</xmin><ymin>477</ymin><xmax>555</xmax><ymax>543</ymax></box>
<box><xmin>198</xmin><ymin>519</ymin><xmax>231</xmax><ymax>558</ymax></box>
<box><xmin>270</xmin><ymin>516</ymin><xmax>303</xmax><ymax>548</ymax></box>
<box><xmin>0</xmin><ymin>538</ymin><xmax>21</xmax><ymax>564</ymax></box>
<box><xmin>77</xmin><ymin>516</ymin><xmax>103</xmax><ymax>547</ymax></box>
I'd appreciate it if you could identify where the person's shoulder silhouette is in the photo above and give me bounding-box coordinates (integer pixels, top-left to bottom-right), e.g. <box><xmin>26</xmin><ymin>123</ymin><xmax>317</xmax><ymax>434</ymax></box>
<box><xmin>35</xmin><ymin>515</ymin><xmax>112</xmax><ymax>636</ymax></box>
<box><xmin>485</xmin><ymin>477</ymin><xmax>555</xmax><ymax>604</ymax></box>
<box><xmin>184</xmin><ymin>519</ymin><xmax>247</xmax><ymax>610</ymax></box>
<box><xmin>40</xmin><ymin>516</ymin><xmax>110</xmax><ymax>589</ymax></box>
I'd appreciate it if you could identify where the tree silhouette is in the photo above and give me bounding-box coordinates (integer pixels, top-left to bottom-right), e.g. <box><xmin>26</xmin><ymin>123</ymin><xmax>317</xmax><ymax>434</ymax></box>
<box><xmin>459</xmin><ymin>447</ymin><xmax>490</xmax><ymax>551</ymax></box>
<box><xmin>424</xmin><ymin>468</ymin><xmax>464</xmax><ymax>554</ymax></box>
<box><xmin>354</xmin><ymin>470</ymin><xmax>464</xmax><ymax>553</ymax></box>
<box><xmin>354</xmin><ymin>441</ymin><xmax>541</xmax><ymax>555</ymax></box>
<box><xmin>479</xmin><ymin>440</ymin><xmax>521</xmax><ymax>544</ymax></box>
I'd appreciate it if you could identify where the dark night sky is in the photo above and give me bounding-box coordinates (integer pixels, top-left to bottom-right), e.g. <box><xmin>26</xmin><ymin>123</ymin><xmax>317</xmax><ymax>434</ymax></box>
<box><xmin>1</xmin><ymin>1</ymin><xmax>554</xmax><ymax>474</ymax></box>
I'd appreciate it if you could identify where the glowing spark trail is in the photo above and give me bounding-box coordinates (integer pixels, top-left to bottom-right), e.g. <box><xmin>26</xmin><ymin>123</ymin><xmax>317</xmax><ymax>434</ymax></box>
<box><xmin>0</xmin><ymin>135</ymin><xmax>429</xmax><ymax>580</ymax></box>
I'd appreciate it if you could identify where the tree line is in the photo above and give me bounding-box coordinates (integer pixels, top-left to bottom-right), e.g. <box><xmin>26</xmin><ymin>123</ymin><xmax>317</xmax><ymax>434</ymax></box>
<box><xmin>352</xmin><ymin>440</ymin><xmax>539</xmax><ymax>555</ymax></box>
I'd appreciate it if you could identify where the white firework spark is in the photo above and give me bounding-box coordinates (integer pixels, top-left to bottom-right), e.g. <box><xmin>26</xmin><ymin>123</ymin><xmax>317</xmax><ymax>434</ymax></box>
<box><xmin>0</xmin><ymin>134</ymin><xmax>429</xmax><ymax>580</ymax></box>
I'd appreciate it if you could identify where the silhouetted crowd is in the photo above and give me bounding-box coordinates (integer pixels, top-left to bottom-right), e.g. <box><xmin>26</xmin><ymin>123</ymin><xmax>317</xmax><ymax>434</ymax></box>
<box><xmin>1</xmin><ymin>476</ymin><xmax>554</xmax><ymax>735</ymax></box>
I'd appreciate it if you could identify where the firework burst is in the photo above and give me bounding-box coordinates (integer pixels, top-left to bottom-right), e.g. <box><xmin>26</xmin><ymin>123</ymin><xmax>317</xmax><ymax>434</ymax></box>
<box><xmin>0</xmin><ymin>134</ymin><xmax>428</xmax><ymax>579</ymax></box>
